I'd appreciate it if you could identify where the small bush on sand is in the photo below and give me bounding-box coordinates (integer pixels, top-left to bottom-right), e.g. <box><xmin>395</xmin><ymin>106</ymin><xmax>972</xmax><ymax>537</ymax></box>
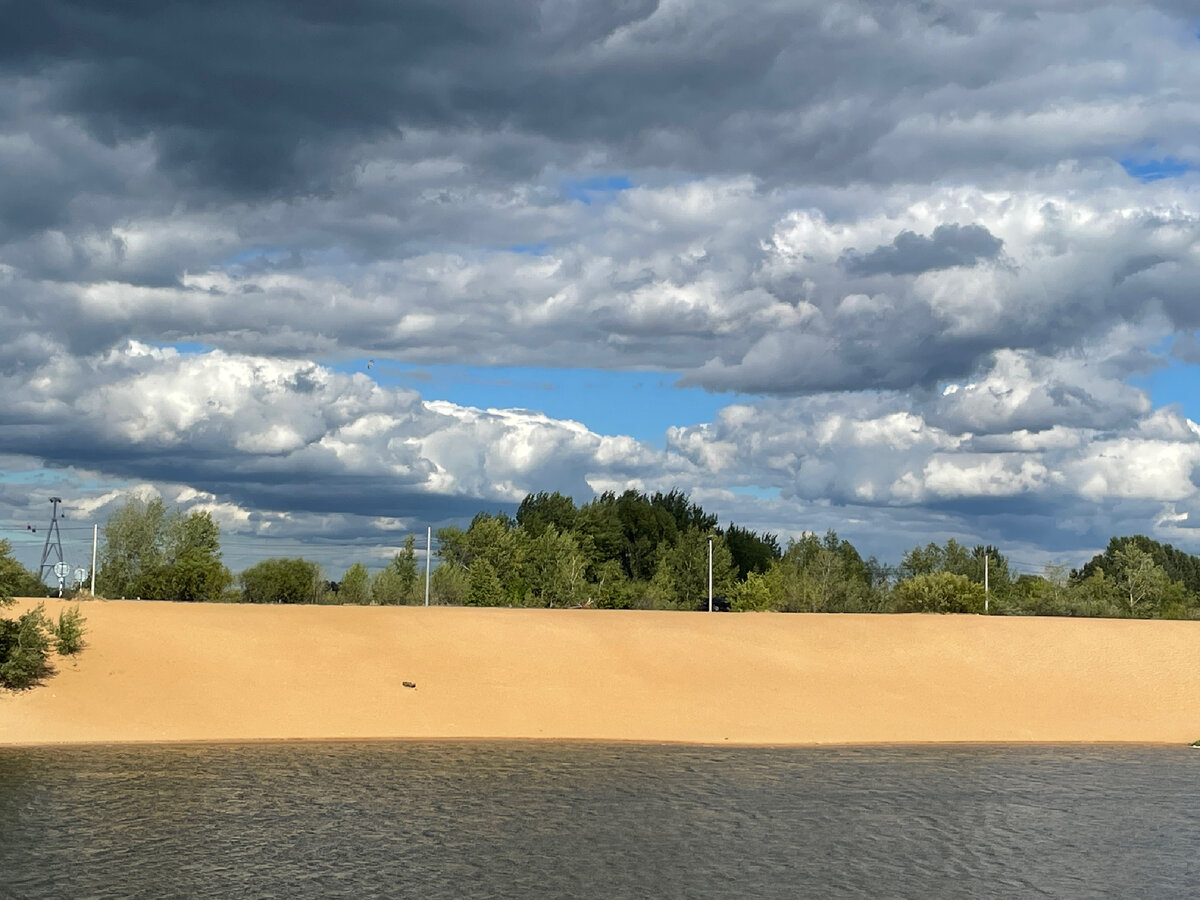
<box><xmin>0</xmin><ymin>604</ymin><xmax>53</xmax><ymax>690</ymax></box>
<box><xmin>54</xmin><ymin>605</ymin><xmax>87</xmax><ymax>655</ymax></box>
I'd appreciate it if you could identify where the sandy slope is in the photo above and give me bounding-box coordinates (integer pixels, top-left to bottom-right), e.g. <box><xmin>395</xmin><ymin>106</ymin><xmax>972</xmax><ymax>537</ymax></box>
<box><xmin>2</xmin><ymin>598</ymin><xmax>1198</xmax><ymax>745</ymax></box>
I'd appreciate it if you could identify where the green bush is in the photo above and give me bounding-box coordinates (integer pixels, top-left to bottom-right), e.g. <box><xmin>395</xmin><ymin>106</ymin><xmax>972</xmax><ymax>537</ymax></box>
<box><xmin>240</xmin><ymin>558</ymin><xmax>324</xmax><ymax>604</ymax></box>
<box><xmin>0</xmin><ymin>604</ymin><xmax>52</xmax><ymax>690</ymax></box>
<box><xmin>430</xmin><ymin>564</ymin><xmax>469</xmax><ymax>605</ymax></box>
<box><xmin>730</xmin><ymin>571</ymin><xmax>777</xmax><ymax>612</ymax></box>
<box><xmin>593</xmin><ymin>577</ymin><xmax>642</xmax><ymax>609</ymax></box>
<box><xmin>892</xmin><ymin>572</ymin><xmax>986</xmax><ymax>614</ymax></box>
<box><xmin>466</xmin><ymin>559</ymin><xmax>507</xmax><ymax>606</ymax></box>
<box><xmin>54</xmin><ymin>605</ymin><xmax>87</xmax><ymax>655</ymax></box>
<box><xmin>338</xmin><ymin>562</ymin><xmax>370</xmax><ymax>605</ymax></box>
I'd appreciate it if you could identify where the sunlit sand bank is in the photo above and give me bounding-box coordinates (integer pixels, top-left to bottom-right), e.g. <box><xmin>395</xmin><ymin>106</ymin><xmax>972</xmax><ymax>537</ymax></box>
<box><xmin>2</xmin><ymin>599</ymin><xmax>1198</xmax><ymax>746</ymax></box>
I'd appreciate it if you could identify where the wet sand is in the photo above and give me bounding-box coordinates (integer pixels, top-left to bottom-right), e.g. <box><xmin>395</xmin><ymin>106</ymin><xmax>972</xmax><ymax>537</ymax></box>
<box><xmin>3</xmin><ymin>599</ymin><xmax>1198</xmax><ymax>745</ymax></box>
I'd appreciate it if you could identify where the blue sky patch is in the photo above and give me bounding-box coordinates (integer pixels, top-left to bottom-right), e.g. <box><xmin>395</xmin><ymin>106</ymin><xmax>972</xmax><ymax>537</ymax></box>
<box><xmin>154</xmin><ymin>341</ymin><xmax>212</xmax><ymax>355</ymax></box>
<box><xmin>562</xmin><ymin>175</ymin><xmax>634</xmax><ymax>205</ymax></box>
<box><xmin>221</xmin><ymin>246</ymin><xmax>290</xmax><ymax>266</ymax></box>
<box><xmin>1119</xmin><ymin>156</ymin><xmax>1194</xmax><ymax>182</ymax></box>
<box><xmin>156</xmin><ymin>344</ymin><xmax>737</xmax><ymax>444</ymax></box>
<box><xmin>726</xmin><ymin>485</ymin><xmax>782</xmax><ymax>501</ymax></box>
<box><xmin>507</xmin><ymin>242</ymin><xmax>550</xmax><ymax>255</ymax></box>
<box><xmin>332</xmin><ymin>359</ymin><xmax>744</xmax><ymax>446</ymax></box>
<box><xmin>1130</xmin><ymin>356</ymin><xmax>1200</xmax><ymax>422</ymax></box>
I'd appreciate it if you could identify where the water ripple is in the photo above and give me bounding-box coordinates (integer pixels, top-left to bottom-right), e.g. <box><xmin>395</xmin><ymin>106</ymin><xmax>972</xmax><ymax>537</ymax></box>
<box><xmin>1</xmin><ymin>743</ymin><xmax>1197</xmax><ymax>898</ymax></box>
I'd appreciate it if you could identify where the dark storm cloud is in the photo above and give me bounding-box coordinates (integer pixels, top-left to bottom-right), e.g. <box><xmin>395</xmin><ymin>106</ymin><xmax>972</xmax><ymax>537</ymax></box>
<box><xmin>9</xmin><ymin>0</ymin><xmax>1193</xmax><ymax>205</ymax></box>
<box><xmin>840</xmin><ymin>223</ymin><xmax>1004</xmax><ymax>277</ymax></box>
<box><xmin>4</xmin><ymin>0</ymin><xmax>544</xmax><ymax>196</ymax></box>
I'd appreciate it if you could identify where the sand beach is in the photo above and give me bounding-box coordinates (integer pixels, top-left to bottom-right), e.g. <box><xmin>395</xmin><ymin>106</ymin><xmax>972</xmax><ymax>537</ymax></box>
<box><xmin>2</xmin><ymin>598</ymin><xmax>1198</xmax><ymax>746</ymax></box>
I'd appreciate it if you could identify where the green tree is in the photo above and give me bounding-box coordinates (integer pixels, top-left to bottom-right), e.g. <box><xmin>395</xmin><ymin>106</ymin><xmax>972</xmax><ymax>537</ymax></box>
<box><xmin>339</xmin><ymin>562</ymin><xmax>370</xmax><ymax>605</ymax></box>
<box><xmin>521</xmin><ymin>527</ymin><xmax>588</xmax><ymax>607</ymax></box>
<box><xmin>430</xmin><ymin>563</ymin><xmax>469</xmax><ymax>605</ymax></box>
<box><xmin>1065</xmin><ymin>539</ymin><xmax>1192</xmax><ymax>618</ymax></box>
<box><xmin>896</xmin><ymin>539</ymin><xmax>1012</xmax><ymax>608</ymax></box>
<box><xmin>724</xmin><ymin>524</ymin><xmax>781</xmax><ymax>580</ymax></box>
<box><xmin>577</xmin><ymin>491</ymin><xmax>679</xmax><ymax>582</ymax></box>
<box><xmin>393</xmin><ymin>535</ymin><xmax>420</xmax><ymax>594</ymax></box>
<box><xmin>650</xmin><ymin>489</ymin><xmax>718</xmax><ymax>534</ymax></box>
<box><xmin>770</xmin><ymin>561</ymin><xmax>815</xmax><ymax>612</ymax></box>
<box><xmin>165</xmin><ymin>510</ymin><xmax>231</xmax><ymax>602</ymax></box>
<box><xmin>947</xmin><ymin>542</ymin><xmax>1013</xmax><ymax>595</ymax></box>
<box><xmin>466</xmin><ymin>558</ymin><xmax>507</xmax><ymax>607</ymax></box>
<box><xmin>466</xmin><ymin>514</ymin><xmax>521</xmax><ymax>574</ymax></box>
<box><xmin>616</xmin><ymin>491</ymin><xmax>678</xmax><ymax>581</ymax></box>
<box><xmin>435</xmin><ymin>525</ymin><xmax>470</xmax><ymax>569</ymax></box>
<box><xmin>765</xmin><ymin>532</ymin><xmax>874</xmax><ymax>612</ymax></box>
<box><xmin>1112</xmin><ymin>544</ymin><xmax>1179</xmax><ymax>617</ymax></box>
<box><xmin>590</xmin><ymin>558</ymin><xmax>637</xmax><ymax>609</ymax></box>
<box><xmin>650</xmin><ymin>528</ymin><xmax>736</xmax><ymax>610</ymax></box>
<box><xmin>1067</xmin><ymin>567</ymin><xmax>1123</xmax><ymax>616</ymax></box>
<box><xmin>437</xmin><ymin>514</ymin><xmax>524</xmax><ymax>602</ymax></box>
<box><xmin>1075</xmin><ymin>535</ymin><xmax>1200</xmax><ymax>597</ymax></box>
<box><xmin>97</xmin><ymin>499</ymin><xmax>230</xmax><ymax>601</ymax></box>
<box><xmin>372</xmin><ymin>537</ymin><xmax>421</xmax><ymax>605</ymax></box>
<box><xmin>97</xmin><ymin>496</ymin><xmax>168</xmax><ymax>598</ymax></box>
<box><xmin>0</xmin><ymin>539</ymin><xmax>46</xmax><ymax>598</ymax></box>
<box><xmin>516</xmin><ymin>491</ymin><xmax>578</xmax><ymax>537</ymax></box>
<box><xmin>240</xmin><ymin>558</ymin><xmax>324</xmax><ymax>604</ymax></box>
<box><xmin>575</xmin><ymin>495</ymin><xmax>625</xmax><ymax>575</ymax></box>
<box><xmin>864</xmin><ymin>556</ymin><xmax>894</xmax><ymax>592</ymax></box>
<box><xmin>898</xmin><ymin>542</ymin><xmax>944</xmax><ymax>579</ymax></box>
<box><xmin>1009</xmin><ymin>565</ymin><xmax>1073</xmax><ymax>616</ymax></box>
<box><xmin>371</xmin><ymin>567</ymin><xmax>407</xmax><ymax>605</ymax></box>
<box><xmin>164</xmin><ymin>547</ymin><xmax>232</xmax><ymax>603</ymax></box>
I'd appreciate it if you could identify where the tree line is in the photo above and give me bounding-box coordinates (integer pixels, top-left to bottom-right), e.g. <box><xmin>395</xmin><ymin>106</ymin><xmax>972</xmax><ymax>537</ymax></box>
<box><xmin>90</xmin><ymin>497</ymin><xmax>423</xmax><ymax>606</ymax></box>
<box><xmin>74</xmin><ymin>491</ymin><xmax>1200</xmax><ymax>619</ymax></box>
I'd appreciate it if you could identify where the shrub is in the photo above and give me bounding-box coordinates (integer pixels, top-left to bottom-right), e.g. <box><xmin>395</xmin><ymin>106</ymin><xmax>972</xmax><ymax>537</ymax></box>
<box><xmin>430</xmin><ymin>564</ymin><xmax>469</xmax><ymax>605</ymax></box>
<box><xmin>466</xmin><ymin>559</ymin><xmax>506</xmax><ymax>607</ymax></box>
<box><xmin>338</xmin><ymin>562</ymin><xmax>370</xmax><ymax>605</ymax></box>
<box><xmin>892</xmin><ymin>572</ymin><xmax>986</xmax><ymax>614</ymax></box>
<box><xmin>593</xmin><ymin>578</ymin><xmax>641</xmax><ymax>609</ymax></box>
<box><xmin>54</xmin><ymin>605</ymin><xmax>87</xmax><ymax>655</ymax></box>
<box><xmin>730</xmin><ymin>571</ymin><xmax>777</xmax><ymax>612</ymax></box>
<box><xmin>371</xmin><ymin>565</ymin><xmax>417</xmax><ymax>605</ymax></box>
<box><xmin>240</xmin><ymin>558</ymin><xmax>323</xmax><ymax>604</ymax></box>
<box><xmin>0</xmin><ymin>604</ymin><xmax>53</xmax><ymax>690</ymax></box>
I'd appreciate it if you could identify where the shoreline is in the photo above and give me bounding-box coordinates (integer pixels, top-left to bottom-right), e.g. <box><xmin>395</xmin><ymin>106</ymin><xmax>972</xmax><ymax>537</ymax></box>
<box><xmin>2</xmin><ymin>736</ymin><xmax>1194</xmax><ymax>750</ymax></box>
<box><xmin>3</xmin><ymin>599</ymin><xmax>1200</xmax><ymax>747</ymax></box>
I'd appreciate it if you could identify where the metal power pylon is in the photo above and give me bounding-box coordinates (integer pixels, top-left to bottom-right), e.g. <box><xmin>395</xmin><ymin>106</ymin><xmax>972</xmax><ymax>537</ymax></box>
<box><xmin>38</xmin><ymin>497</ymin><xmax>66</xmax><ymax>584</ymax></box>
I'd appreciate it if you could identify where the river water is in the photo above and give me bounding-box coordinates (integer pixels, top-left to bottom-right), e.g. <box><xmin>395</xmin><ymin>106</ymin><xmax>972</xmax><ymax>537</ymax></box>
<box><xmin>1</xmin><ymin>742</ymin><xmax>1196</xmax><ymax>898</ymax></box>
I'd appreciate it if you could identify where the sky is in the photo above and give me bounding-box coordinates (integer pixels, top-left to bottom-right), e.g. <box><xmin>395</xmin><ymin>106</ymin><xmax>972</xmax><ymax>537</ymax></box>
<box><xmin>3</xmin><ymin>0</ymin><xmax>1200</xmax><ymax>578</ymax></box>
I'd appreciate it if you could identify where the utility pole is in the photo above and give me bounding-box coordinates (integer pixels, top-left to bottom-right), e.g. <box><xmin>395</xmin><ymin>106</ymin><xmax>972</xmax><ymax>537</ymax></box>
<box><xmin>708</xmin><ymin>536</ymin><xmax>714</xmax><ymax>612</ymax></box>
<box><xmin>38</xmin><ymin>497</ymin><xmax>65</xmax><ymax>585</ymax></box>
<box><xmin>424</xmin><ymin>525</ymin><xmax>432</xmax><ymax>607</ymax></box>
<box><xmin>91</xmin><ymin>524</ymin><xmax>98</xmax><ymax>596</ymax></box>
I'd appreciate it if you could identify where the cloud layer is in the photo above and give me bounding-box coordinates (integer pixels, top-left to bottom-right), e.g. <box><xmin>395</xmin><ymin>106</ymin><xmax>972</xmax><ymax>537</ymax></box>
<box><xmin>3</xmin><ymin>1</ymin><xmax>1200</xmax><ymax>569</ymax></box>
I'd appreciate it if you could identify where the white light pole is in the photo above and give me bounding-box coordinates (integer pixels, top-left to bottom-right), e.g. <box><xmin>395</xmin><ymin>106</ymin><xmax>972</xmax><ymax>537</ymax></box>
<box><xmin>708</xmin><ymin>536</ymin><xmax>713</xmax><ymax>612</ymax></box>
<box><xmin>91</xmin><ymin>524</ymin><xmax>97</xmax><ymax>596</ymax></box>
